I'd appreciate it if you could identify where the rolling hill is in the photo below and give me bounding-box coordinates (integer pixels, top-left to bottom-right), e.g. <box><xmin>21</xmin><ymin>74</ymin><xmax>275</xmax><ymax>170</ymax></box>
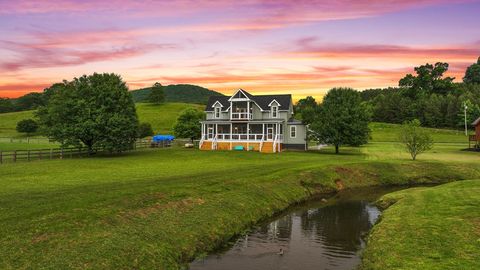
<box><xmin>0</xmin><ymin>102</ymin><xmax>204</xmax><ymax>139</ymax></box>
<box><xmin>130</xmin><ymin>84</ymin><xmax>224</xmax><ymax>104</ymax></box>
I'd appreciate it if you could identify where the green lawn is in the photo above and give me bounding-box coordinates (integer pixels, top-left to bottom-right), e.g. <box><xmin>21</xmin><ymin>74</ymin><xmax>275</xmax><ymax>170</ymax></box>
<box><xmin>369</xmin><ymin>122</ymin><xmax>469</xmax><ymax>143</ymax></box>
<box><xmin>0</xmin><ymin>143</ymin><xmax>479</xmax><ymax>269</ymax></box>
<box><xmin>0</xmin><ymin>110</ymin><xmax>36</xmax><ymax>138</ymax></box>
<box><xmin>1</xmin><ymin>107</ymin><xmax>479</xmax><ymax>269</ymax></box>
<box><xmin>362</xmin><ymin>180</ymin><xmax>480</xmax><ymax>270</ymax></box>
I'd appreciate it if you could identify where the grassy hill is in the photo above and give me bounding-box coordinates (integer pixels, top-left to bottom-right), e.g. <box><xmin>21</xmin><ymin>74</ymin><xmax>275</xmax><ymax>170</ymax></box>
<box><xmin>0</xmin><ymin>102</ymin><xmax>204</xmax><ymax>139</ymax></box>
<box><xmin>136</xmin><ymin>103</ymin><xmax>204</xmax><ymax>134</ymax></box>
<box><xmin>131</xmin><ymin>84</ymin><xmax>224</xmax><ymax>104</ymax></box>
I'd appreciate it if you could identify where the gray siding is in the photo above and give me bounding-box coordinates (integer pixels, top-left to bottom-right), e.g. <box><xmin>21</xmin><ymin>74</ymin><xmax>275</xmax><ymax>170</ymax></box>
<box><xmin>284</xmin><ymin>124</ymin><xmax>306</xmax><ymax>144</ymax></box>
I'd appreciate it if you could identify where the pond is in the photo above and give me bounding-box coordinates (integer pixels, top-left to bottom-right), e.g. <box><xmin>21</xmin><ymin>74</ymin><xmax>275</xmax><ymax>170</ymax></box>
<box><xmin>189</xmin><ymin>187</ymin><xmax>401</xmax><ymax>270</ymax></box>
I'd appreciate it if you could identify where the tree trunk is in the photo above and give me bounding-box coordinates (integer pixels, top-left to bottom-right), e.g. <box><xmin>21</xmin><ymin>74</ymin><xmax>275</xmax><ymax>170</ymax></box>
<box><xmin>335</xmin><ymin>144</ymin><xmax>339</xmax><ymax>154</ymax></box>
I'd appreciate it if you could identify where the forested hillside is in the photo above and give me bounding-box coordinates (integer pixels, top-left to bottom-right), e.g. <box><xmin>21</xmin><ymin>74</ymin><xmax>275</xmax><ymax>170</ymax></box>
<box><xmin>130</xmin><ymin>84</ymin><xmax>223</xmax><ymax>104</ymax></box>
<box><xmin>0</xmin><ymin>83</ymin><xmax>223</xmax><ymax>113</ymax></box>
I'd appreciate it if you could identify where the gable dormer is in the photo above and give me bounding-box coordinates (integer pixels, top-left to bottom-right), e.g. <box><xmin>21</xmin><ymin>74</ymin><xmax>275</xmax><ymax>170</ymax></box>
<box><xmin>268</xmin><ymin>99</ymin><xmax>280</xmax><ymax>118</ymax></box>
<box><xmin>211</xmin><ymin>101</ymin><xmax>224</xmax><ymax>118</ymax></box>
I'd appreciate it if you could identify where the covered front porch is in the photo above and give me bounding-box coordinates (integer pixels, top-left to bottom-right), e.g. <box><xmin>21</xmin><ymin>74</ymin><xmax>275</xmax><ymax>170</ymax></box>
<box><xmin>201</xmin><ymin>121</ymin><xmax>283</xmax><ymax>142</ymax></box>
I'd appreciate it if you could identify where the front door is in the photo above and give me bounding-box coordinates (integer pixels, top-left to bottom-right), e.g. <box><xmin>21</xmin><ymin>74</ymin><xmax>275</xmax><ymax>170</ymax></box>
<box><xmin>207</xmin><ymin>127</ymin><xmax>214</xmax><ymax>139</ymax></box>
<box><xmin>267</xmin><ymin>127</ymin><xmax>273</xmax><ymax>140</ymax></box>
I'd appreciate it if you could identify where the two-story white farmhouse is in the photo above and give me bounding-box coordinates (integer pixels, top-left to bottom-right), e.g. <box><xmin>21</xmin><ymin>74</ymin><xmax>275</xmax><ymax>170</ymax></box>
<box><xmin>199</xmin><ymin>89</ymin><xmax>307</xmax><ymax>153</ymax></box>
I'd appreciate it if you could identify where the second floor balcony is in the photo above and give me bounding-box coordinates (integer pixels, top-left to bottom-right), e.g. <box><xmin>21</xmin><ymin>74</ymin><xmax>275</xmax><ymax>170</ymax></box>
<box><xmin>231</xmin><ymin>112</ymin><xmax>252</xmax><ymax>120</ymax></box>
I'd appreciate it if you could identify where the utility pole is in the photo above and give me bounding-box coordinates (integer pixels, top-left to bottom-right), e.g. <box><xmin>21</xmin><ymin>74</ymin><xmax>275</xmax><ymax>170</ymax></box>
<box><xmin>464</xmin><ymin>102</ymin><xmax>468</xmax><ymax>136</ymax></box>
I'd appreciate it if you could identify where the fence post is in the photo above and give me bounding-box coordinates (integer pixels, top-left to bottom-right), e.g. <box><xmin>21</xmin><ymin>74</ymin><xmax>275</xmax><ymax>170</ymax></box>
<box><xmin>13</xmin><ymin>151</ymin><xmax>16</xmax><ymax>163</ymax></box>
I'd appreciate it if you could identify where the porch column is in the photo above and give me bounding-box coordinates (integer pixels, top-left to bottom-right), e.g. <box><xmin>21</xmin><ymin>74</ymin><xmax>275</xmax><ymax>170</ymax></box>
<box><xmin>230</xmin><ymin>123</ymin><xmax>233</xmax><ymax>150</ymax></box>
<box><xmin>247</xmin><ymin>101</ymin><xmax>250</xmax><ymax>119</ymax></box>
<box><xmin>215</xmin><ymin>123</ymin><xmax>218</xmax><ymax>138</ymax></box>
<box><xmin>247</xmin><ymin>123</ymin><xmax>250</xmax><ymax>150</ymax></box>
<box><xmin>262</xmin><ymin>124</ymin><xmax>265</xmax><ymax>140</ymax></box>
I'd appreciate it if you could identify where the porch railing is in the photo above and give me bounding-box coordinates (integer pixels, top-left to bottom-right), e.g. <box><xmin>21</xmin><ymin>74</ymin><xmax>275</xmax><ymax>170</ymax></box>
<box><xmin>231</xmin><ymin>112</ymin><xmax>252</xmax><ymax>120</ymax></box>
<box><xmin>214</xmin><ymin>133</ymin><xmax>267</xmax><ymax>141</ymax></box>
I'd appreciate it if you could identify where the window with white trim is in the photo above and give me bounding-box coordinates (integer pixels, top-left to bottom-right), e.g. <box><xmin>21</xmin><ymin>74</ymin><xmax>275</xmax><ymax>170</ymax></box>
<box><xmin>272</xmin><ymin>106</ymin><xmax>278</xmax><ymax>118</ymax></box>
<box><xmin>290</xmin><ymin>125</ymin><xmax>296</xmax><ymax>138</ymax></box>
<box><xmin>214</xmin><ymin>107</ymin><xmax>221</xmax><ymax>118</ymax></box>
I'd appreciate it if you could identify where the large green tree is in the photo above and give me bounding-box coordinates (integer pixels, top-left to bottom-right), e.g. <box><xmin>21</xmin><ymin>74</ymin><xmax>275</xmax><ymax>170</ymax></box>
<box><xmin>37</xmin><ymin>73</ymin><xmax>139</xmax><ymax>154</ymax></box>
<box><xmin>149</xmin><ymin>82</ymin><xmax>165</xmax><ymax>104</ymax></box>
<box><xmin>311</xmin><ymin>88</ymin><xmax>370</xmax><ymax>154</ymax></box>
<box><xmin>399</xmin><ymin>62</ymin><xmax>455</xmax><ymax>96</ymax></box>
<box><xmin>463</xmin><ymin>57</ymin><xmax>480</xmax><ymax>84</ymax></box>
<box><xmin>173</xmin><ymin>108</ymin><xmax>204</xmax><ymax>142</ymax></box>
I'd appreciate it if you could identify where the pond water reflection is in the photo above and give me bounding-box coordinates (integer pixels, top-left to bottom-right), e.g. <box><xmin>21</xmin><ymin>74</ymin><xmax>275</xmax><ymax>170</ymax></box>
<box><xmin>189</xmin><ymin>188</ymin><xmax>398</xmax><ymax>270</ymax></box>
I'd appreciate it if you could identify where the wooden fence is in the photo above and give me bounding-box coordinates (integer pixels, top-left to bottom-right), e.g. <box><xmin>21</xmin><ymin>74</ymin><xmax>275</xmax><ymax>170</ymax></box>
<box><xmin>0</xmin><ymin>138</ymin><xmax>200</xmax><ymax>164</ymax></box>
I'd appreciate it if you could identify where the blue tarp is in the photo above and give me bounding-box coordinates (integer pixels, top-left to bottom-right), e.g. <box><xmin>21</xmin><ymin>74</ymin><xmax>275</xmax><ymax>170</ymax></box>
<box><xmin>152</xmin><ymin>135</ymin><xmax>175</xmax><ymax>143</ymax></box>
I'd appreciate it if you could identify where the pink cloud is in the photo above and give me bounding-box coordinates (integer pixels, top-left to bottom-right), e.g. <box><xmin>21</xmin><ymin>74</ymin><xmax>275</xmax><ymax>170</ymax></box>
<box><xmin>1</xmin><ymin>0</ymin><xmax>472</xmax><ymax>25</ymax></box>
<box><xmin>284</xmin><ymin>37</ymin><xmax>480</xmax><ymax>59</ymax></box>
<box><xmin>0</xmin><ymin>40</ymin><xmax>178</xmax><ymax>71</ymax></box>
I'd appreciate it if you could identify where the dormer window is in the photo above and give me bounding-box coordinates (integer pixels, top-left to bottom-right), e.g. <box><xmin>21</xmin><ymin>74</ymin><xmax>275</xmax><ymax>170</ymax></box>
<box><xmin>214</xmin><ymin>107</ymin><xmax>221</xmax><ymax>118</ymax></box>
<box><xmin>272</xmin><ymin>106</ymin><xmax>278</xmax><ymax>118</ymax></box>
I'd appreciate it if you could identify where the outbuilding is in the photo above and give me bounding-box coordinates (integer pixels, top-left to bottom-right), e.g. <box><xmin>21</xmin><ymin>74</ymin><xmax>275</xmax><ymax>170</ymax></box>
<box><xmin>470</xmin><ymin>117</ymin><xmax>480</xmax><ymax>148</ymax></box>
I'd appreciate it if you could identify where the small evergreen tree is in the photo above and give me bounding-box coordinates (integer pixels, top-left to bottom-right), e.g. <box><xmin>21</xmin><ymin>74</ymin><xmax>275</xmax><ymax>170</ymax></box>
<box><xmin>311</xmin><ymin>88</ymin><xmax>371</xmax><ymax>154</ymax></box>
<box><xmin>173</xmin><ymin>108</ymin><xmax>204</xmax><ymax>143</ymax></box>
<box><xmin>398</xmin><ymin>119</ymin><xmax>433</xmax><ymax>160</ymax></box>
<box><xmin>137</xmin><ymin>122</ymin><xmax>154</xmax><ymax>138</ymax></box>
<box><xmin>149</xmin><ymin>82</ymin><xmax>165</xmax><ymax>104</ymax></box>
<box><xmin>16</xmin><ymin>119</ymin><xmax>38</xmax><ymax>135</ymax></box>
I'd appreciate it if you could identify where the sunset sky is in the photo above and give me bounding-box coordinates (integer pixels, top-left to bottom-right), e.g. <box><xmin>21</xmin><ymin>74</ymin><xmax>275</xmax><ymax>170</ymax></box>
<box><xmin>1</xmin><ymin>0</ymin><xmax>480</xmax><ymax>100</ymax></box>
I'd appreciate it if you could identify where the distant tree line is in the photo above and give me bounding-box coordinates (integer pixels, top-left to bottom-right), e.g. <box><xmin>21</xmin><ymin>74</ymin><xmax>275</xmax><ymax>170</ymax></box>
<box><xmin>361</xmin><ymin>58</ymin><xmax>480</xmax><ymax>129</ymax></box>
<box><xmin>296</xmin><ymin>57</ymin><xmax>480</xmax><ymax>130</ymax></box>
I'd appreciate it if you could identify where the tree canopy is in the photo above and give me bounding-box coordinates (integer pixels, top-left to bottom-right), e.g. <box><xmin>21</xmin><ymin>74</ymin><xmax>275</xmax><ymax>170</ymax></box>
<box><xmin>311</xmin><ymin>88</ymin><xmax>370</xmax><ymax>153</ymax></box>
<box><xmin>149</xmin><ymin>82</ymin><xmax>165</xmax><ymax>104</ymax></box>
<box><xmin>463</xmin><ymin>57</ymin><xmax>480</xmax><ymax>84</ymax></box>
<box><xmin>399</xmin><ymin>62</ymin><xmax>455</xmax><ymax>96</ymax></box>
<box><xmin>16</xmin><ymin>119</ymin><xmax>38</xmax><ymax>135</ymax></box>
<box><xmin>295</xmin><ymin>96</ymin><xmax>318</xmax><ymax>125</ymax></box>
<box><xmin>362</xmin><ymin>58</ymin><xmax>480</xmax><ymax>129</ymax></box>
<box><xmin>37</xmin><ymin>73</ymin><xmax>139</xmax><ymax>153</ymax></box>
<box><xmin>173</xmin><ymin>108</ymin><xmax>204</xmax><ymax>142</ymax></box>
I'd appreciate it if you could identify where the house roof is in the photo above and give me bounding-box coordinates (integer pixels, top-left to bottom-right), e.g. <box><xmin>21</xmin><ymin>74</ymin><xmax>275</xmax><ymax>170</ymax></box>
<box><xmin>473</xmin><ymin>117</ymin><xmax>480</xmax><ymax>126</ymax></box>
<box><xmin>205</xmin><ymin>96</ymin><xmax>230</xmax><ymax>111</ymax></box>
<box><xmin>286</xmin><ymin>117</ymin><xmax>303</xmax><ymax>125</ymax></box>
<box><xmin>205</xmin><ymin>89</ymin><xmax>292</xmax><ymax>111</ymax></box>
